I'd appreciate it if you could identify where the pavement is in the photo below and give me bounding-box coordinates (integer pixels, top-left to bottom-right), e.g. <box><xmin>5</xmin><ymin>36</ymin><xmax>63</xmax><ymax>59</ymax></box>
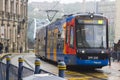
<box><xmin>102</xmin><ymin>60</ymin><xmax>120</xmax><ymax>80</ymax></box>
<box><xmin>23</xmin><ymin>53</ymin><xmax>59</xmax><ymax>75</ymax></box>
<box><xmin>110</xmin><ymin>61</ymin><xmax>120</xmax><ymax>71</ymax></box>
<box><xmin>103</xmin><ymin>60</ymin><xmax>120</xmax><ymax>71</ymax></box>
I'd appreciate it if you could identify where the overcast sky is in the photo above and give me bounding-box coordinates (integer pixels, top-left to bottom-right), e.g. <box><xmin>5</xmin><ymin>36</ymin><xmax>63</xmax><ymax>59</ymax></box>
<box><xmin>28</xmin><ymin>0</ymin><xmax>102</xmax><ymax>3</ymax></box>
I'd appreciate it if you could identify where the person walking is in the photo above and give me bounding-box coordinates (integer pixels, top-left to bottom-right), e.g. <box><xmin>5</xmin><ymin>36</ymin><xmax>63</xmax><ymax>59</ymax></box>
<box><xmin>5</xmin><ymin>46</ymin><xmax>9</xmax><ymax>53</ymax></box>
<box><xmin>112</xmin><ymin>43</ymin><xmax>117</xmax><ymax>61</ymax></box>
<box><xmin>20</xmin><ymin>46</ymin><xmax>23</xmax><ymax>53</ymax></box>
<box><xmin>117</xmin><ymin>40</ymin><xmax>120</xmax><ymax>62</ymax></box>
<box><xmin>0</xmin><ymin>43</ymin><xmax>3</xmax><ymax>54</ymax></box>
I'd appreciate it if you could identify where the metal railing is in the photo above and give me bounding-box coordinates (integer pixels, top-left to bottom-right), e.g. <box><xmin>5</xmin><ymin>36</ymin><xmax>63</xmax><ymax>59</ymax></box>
<box><xmin>0</xmin><ymin>54</ymin><xmax>66</xmax><ymax>80</ymax></box>
<box><xmin>0</xmin><ymin>56</ymin><xmax>34</xmax><ymax>80</ymax></box>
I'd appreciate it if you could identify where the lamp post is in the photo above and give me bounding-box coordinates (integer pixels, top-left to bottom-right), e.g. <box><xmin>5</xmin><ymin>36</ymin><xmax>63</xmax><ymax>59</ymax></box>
<box><xmin>7</xmin><ymin>39</ymin><xmax>9</xmax><ymax>53</ymax></box>
<box><xmin>17</xmin><ymin>34</ymin><xmax>20</xmax><ymax>53</ymax></box>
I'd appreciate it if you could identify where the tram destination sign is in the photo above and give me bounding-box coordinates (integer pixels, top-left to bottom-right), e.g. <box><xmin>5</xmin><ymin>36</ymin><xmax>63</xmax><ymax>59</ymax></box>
<box><xmin>77</xmin><ymin>19</ymin><xmax>105</xmax><ymax>24</ymax></box>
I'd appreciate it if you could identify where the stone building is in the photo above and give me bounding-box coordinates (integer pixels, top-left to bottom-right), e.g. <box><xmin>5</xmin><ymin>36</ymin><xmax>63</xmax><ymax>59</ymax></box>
<box><xmin>114</xmin><ymin>0</ymin><xmax>120</xmax><ymax>43</ymax></box>
<box><xmin>0</xmin><ymin>0</ymin><xmax>28</xmax><ymax>53</ymax></box>
<box><xmin>97</xmin><ymin>0</ymin><xmax>115</xmax><ymax>46</ymax></box>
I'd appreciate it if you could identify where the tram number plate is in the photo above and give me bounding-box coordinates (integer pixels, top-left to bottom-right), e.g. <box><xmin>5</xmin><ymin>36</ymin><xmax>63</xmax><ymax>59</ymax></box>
<box><xmin>88</xmin><ymin>56</ymin><xmax>98</xmax><ymax>59</ymax></box>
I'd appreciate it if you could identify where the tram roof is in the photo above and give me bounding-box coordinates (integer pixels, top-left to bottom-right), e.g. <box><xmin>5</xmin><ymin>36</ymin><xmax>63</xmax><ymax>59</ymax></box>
<box><xmin>44</xmin><ymin>13</ymin><xmax>106</xmax><ymax>28</ymax></box>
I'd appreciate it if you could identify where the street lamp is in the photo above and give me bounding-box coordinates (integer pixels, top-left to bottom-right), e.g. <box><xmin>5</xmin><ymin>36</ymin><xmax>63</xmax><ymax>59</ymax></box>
<box><xmin>17</xmin><ymin>34</ymin><xmax>20</xmax><ymax>53</ymax></box>
<box><xmin>6</xmin><ymin>39</ymin><xmax>9</xmax><ymax>53</ymax></box>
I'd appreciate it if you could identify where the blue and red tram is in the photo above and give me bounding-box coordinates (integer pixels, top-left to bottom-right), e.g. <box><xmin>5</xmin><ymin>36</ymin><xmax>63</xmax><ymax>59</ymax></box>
<box><xmin>35</xmin><ymin>13</ymin><xmax>109</xmax><ymax>68</ymax></box>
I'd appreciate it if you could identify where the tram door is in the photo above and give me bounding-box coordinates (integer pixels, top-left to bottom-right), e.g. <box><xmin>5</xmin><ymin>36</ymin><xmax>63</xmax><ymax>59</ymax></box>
<box><xmin>65</xmin><ymin>23</ymin><xmax>76</xmax><ymax>54</ymax></box>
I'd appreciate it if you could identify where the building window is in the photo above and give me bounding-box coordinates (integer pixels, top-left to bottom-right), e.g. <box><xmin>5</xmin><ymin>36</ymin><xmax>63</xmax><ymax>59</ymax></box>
<box><xmin>16</xmin><ymin>3</ymin><xmax>18</xmax><ymax>15</ymax></box>
<box><xmin>10</xmin><ymin>1</ymin><xmax>14</xmax><ymax>14</ymax></box>
<box><xmin>5</xmin><ymin>0</ymin><xmax>8</xmax><ymax>12</ymax></box>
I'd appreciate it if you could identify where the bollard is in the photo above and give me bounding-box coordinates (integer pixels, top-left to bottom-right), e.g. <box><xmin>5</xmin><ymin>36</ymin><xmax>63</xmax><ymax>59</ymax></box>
<box><xmin>34</xmin><ymin>58</ymin><xmax>41</xmax><ymax>74</ymax></box>
<box><xmin>18</xmin><ymin>57</ymin><xmax>24</xmax><ymax>80</ymax></box>
<box><xmin>6</xmin><ymin>56</ymin><xmax>11</xmax><ymax>80</ymax></box>
<box><xmin>58</xmin><ymin>61</ymin><xmax>66</xmax><ymax>78</ymax></box>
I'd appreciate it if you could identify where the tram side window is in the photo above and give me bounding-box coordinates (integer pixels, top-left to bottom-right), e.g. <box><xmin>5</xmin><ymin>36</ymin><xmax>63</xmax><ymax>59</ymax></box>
<box><xmin>57</xmin><ymin>30</ymin><xmax>64</xmax><ymax>50</ymax></box>
<box><xmin>70</xmin><ymin>27</ymin><xmax>74</xmax><ymax>48</ymax></box>
<box><xmin>66</xmin><ymin>26</ymin><xmax>69</xmax><ymax>43</ymax></box>
<box><xmin>47</xmin><ymin>31</ymin><xmax>51</xmax><ymax>48</ymax></box>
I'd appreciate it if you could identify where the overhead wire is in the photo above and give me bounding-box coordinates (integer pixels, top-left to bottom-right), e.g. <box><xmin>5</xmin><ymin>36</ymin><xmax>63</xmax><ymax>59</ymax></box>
<box><xmin>50</xmin><ymin>0</ymin><xmax>61</xmax><ymax>10</ymax></box>
<box><xmin>46</xmin><ymin>0</ymin><xmax>62</xmax><ymax>21</ymax></box>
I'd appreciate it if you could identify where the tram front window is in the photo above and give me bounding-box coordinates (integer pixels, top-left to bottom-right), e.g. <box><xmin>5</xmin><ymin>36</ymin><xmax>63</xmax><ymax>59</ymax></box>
<box><xmin>76</xmin><ymin>24</ymin><xmax>107</xmax><ymax>49</ymax></box>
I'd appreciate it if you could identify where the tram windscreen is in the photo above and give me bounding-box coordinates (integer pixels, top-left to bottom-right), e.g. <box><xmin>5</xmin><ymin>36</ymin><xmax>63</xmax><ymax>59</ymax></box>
<box><xmin>76</xmin><ymin>20</ymin><xmax>107</xmax><ymax>49</ymax></box>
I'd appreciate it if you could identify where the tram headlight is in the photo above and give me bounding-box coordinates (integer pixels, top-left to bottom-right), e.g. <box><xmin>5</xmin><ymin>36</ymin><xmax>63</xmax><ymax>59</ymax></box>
<box><xmin>82</xmin><ymin>50</ymin><xmax>85</xmax><ymax>53</ymax></box>
<box><xmin>101</xmin><ymin>50</ymin><xmax>105</xmax><ymax>54</ymax></box>
<box><xmin>90</xmin><ymin>14</ymin><xmax>94</xmax><ymax>18</ymax></box>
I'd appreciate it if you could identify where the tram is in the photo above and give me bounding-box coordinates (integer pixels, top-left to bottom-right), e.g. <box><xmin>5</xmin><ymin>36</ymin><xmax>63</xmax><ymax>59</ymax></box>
<box><xmin>35</xmin><ymin>13</ymin><xmax>109</xmax><ymax>68</ymax></box>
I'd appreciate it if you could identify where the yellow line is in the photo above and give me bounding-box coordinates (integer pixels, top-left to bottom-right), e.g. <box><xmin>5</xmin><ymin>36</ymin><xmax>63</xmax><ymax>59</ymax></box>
<box><xmin>65</xmin><ymin>71</ymin><xmax>93</xmax><ymax>80</ymax></box>
<box><xmin>63</xmin><ymin>43</ymin><xmax>66</xmax><ymax>54</ymax></box>
<box><xmin>68</xmin><ymin>77</ymin><xmax>92</xmax><ymax>80</ymax></box>
<box><xmin>53</xmin><ymin>48</ymin><xmax>57</xmax><ymax>61</ymax></box>
<box><xmin>65</xmin><ymin>71</ymin><xmax>86</xmax><ymax>76</ymax></box>
<box><xmin>65</xmin><ymin>70</ymin><xmax>108</xmax><ymax>80</ymax></box>
<box><xmin>47</xmin><ymin>48</ymin><xmax>50</xmax><ymax>59</ymax></box>
<box><xmin>94</xmin><ymin>74</ymin><xmax>108</xmax><ymax>78</ymax></box>
<box><xmin>86</xmin><ymin>73</ymin><xmax>108</xmax><ymax>79</ymax></box>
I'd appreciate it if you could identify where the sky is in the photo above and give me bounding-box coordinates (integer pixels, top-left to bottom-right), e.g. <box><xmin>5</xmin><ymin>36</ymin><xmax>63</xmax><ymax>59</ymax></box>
<box><xmin>28</xmin><ymin>0</ymin><xmax>102</xmax><ymax>4</ymax></box>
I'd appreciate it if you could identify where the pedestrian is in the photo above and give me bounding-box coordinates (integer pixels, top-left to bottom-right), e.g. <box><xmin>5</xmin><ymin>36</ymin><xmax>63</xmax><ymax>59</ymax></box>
<box><xmin>5</xmin><ymin>46</ymin><xmax>9</xmax><ymax>53</ymax></box>
<box><xmin>108</xmin><ymin>48</ymin><xmax>112</xmax><ymax>66</ymax></box>
<box><xmin>20</xmin><ymin>46</ymin><xmax>23</xmax><ymax>53</ymax></box>
<box><xmin>112</xmin><ymin>43</ymin><xmax>117</xmax><ymax>61</ymax></box>
<box><xmin>0</xmin><ymin>43</ymin><xmax>3</xmax><ymax>54</ymax></box>
<box><xmin>117</xmin><ymin>40</ymin><xmax>120</xmax><ymax>62</ymax></box>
